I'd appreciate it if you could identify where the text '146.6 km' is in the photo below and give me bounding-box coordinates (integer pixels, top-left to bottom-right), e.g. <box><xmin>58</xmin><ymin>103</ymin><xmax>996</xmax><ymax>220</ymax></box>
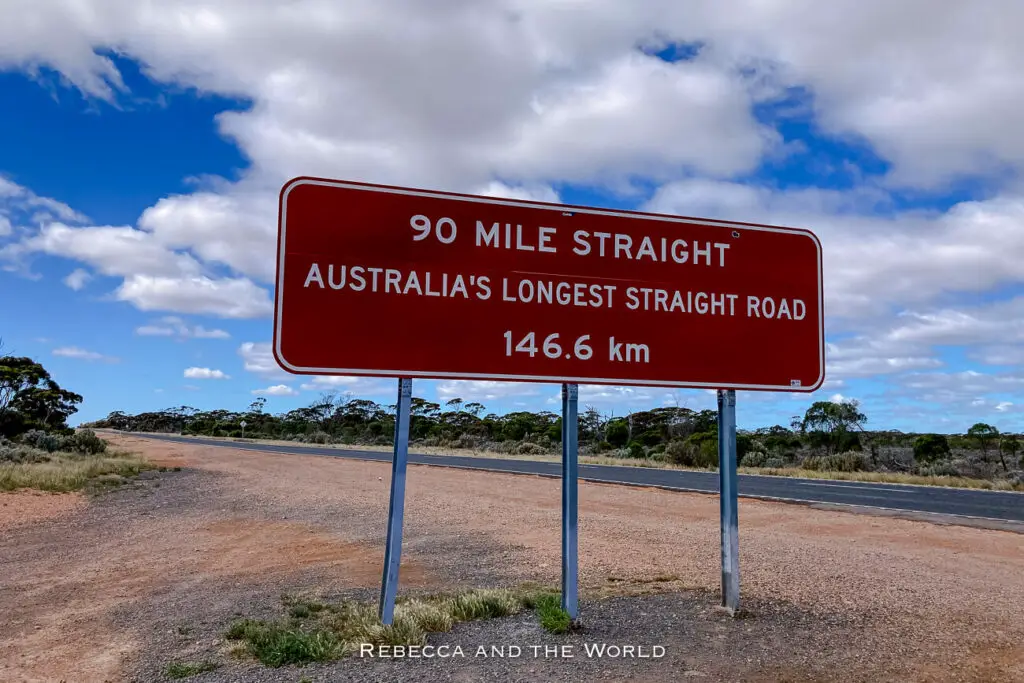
<box><xmin>273</xmin><ymin>177</ymin><xmax>824</xmax><ymax>391</ymax></box>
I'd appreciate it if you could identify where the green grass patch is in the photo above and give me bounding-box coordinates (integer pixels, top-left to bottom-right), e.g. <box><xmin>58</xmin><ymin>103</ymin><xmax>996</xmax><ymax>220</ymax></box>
<box><xmin>0</xmin><ymin>448</ymin><xmax>155</xmax><ymax>493</ymax></box>
<box><xmin>226</xmin><ymin>587</ymin><xmax>550</xmax><ymax>668</ymax></box>
<box><xmin>225</xmin><ymin>619</ymin><xmax>343</xmax><ymax>667</ymax></box>
<box><xmin>532</xmin><ymin>593</ymin><xmax>573</xmax><ymax>634</ymax></box>
<box><xmin>164</xmin><ymin>660</ymin><xmax>219</xmax><ymax>679</ymax></box>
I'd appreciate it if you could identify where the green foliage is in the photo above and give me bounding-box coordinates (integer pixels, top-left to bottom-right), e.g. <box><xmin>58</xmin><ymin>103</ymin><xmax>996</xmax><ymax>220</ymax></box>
<box><xmin>797</xmin><ymin>399</ymin><xmax>867</xmax><ymax>455</ymax></box>
<box><xmin>226</xmin><ymin>618</ymin><xmax>342</xmax><ymax>667</ymax></box>
<box><xmin>800</xmin><ymin>451</ymin><xmax>870</xmax><ymax>473</ymax></box>
<box><xmin>448</xmin><ymin>589</ymin><xmax>520</xmax><ymax>621</ymax></box>
<box><xmin>165</xmin><ymin>661</ymin><xmax>220</xmax><ymax>679</ymax></box>
<box><xmin>533</xmin><ymin>593</ymin><xmax>572</xmax><ymax>634</ymax></box>
<box><xmin>64</xmin><ymin>429</ymin><xmax>107</xmax><ymax>454</ymax></box>
<box><xmin>0</xmin><ymin>442</ymin><xmax>51</xmax><ymax>464</ymax></box>
<box><xmin>0</xmin><ymin>355</ymin><xmax>83</xmax><ymax>438</ymax></box>
<box><xmin>740</xmin><ymin>449</ymin><xmax>769</xmax><ymax>468</ymax></box>
<box><xmin>605</xmin><ymin>419</ymin><xmax>629</xmax><ymax>447</ymax></box>
<box><xmin>626</xmin><ymin>440</ymin><xmax>645</xmax><ymax>459</ymax></box>
<box><xmin>513</xmin><ymin>442</ymin><xmax>548</xmax><ymax>456</ymax></box>
<box><xmin>19</xmin><ymin>429</ymin><xmax>60</xmax><ymax>453</ymax></box>
<box><xmin>913</xmin><ymin>434</ymin><xmax>951</xmax><ymax>463</ymax></box>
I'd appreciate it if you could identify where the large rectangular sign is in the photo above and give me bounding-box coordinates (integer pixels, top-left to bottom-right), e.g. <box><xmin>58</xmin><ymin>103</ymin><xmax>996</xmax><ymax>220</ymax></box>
<box><xmin>274</xmin><ymin>177</ymin><xmax>824</xmax><ymax>391</ymax></box>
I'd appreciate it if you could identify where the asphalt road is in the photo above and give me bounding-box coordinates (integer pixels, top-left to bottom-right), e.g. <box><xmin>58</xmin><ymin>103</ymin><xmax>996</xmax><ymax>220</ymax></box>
<box><xmin>131</xmin><ymin>432</ymin><xmax>1024</xmax><ymax>523</ymax></box>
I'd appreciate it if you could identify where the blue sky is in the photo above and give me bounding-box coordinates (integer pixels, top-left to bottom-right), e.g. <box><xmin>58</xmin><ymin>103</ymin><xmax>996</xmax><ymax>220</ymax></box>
<box><xmin>1</xmin><ymin>3</ymin><xmax>1022</xmax><ymax>433</ymax></box>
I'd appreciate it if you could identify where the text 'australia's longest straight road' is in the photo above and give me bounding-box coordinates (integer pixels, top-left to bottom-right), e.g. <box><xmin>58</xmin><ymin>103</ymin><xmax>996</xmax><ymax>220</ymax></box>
<box><xmin>273</xmin><ymin>177</ymin><xmax>825</xmax><ymax>390</ymax></box>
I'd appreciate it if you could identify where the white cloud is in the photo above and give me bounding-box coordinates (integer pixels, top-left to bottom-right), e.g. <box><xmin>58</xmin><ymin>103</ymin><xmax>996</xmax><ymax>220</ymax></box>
<box><xmin>52</xmin><ymin>346</ymin><xmax>118</xmax><ymax>363</ymax></box>
<box><xmin>238</xmin><ymin>341</ymin><xmax>289</xmax><ymax>379</ymax></box>
<box><xmin>436</xmin><ymin>380</ymin><xmax>543</xmax><ymax>403</ymax></box>
<box><xmin>115</xmin><ymin>275</ymin><xmax>272</xmax><ymax>318</ymax></box>
<box><xmin>252</xmin><ymin>384</ymin><xmax>298</xmax><ymax>396</ymax></box>
<box><xmin>183</xmin><ymin>366</ymin><xmax>230</xmax><ymax>380</ymax></box>
<box><xmin>646</xmin><ymin>180</ymin><xmax>1024</xmax><ymax>322</ymax></box>
<box><xmin>0</xmin><ymin>176</ymin><xmax>88</xmax><ymax>228</ymax></box>
<box><xmin>24</xmin><ymin>223</ymin><xmax>202</xmax><ymax>278</ymax></box>
<box><xmin>135</xmin><ymin>315</ymin><xmax>230</xmax><ymax>339</ymax></box>
<box><xmin>63</xmin><ymin>268</ymin><xmax>91</xmax><ymax>290</ymax></box>
<box><xmin>298</xmin><ymin>375</ymin><xmax>393</xmax><ymax>395</ymax></box>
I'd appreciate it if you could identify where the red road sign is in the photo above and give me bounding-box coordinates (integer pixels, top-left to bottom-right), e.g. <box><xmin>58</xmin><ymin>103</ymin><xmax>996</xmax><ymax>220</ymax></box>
<box><xmin>274</xmin><ymin>177</ymin><xmax>824</xmax><ymax>391</ymax></box>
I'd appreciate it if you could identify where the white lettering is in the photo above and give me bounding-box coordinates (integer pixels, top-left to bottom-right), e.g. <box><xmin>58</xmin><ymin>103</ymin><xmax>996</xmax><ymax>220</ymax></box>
<box><xmin>538</xmin><ymin>226</ymin><xmax>556</xmax><ymax>253</ymax></box>
<box><xmin>715</xmin><ymin>242</ymin><xmax>730</xmax><ymax>266</ymax></box>
<box><xmin>573</xmin><ymin>230</ymin><xmax>591</xmax><ymax>255</ymax></box>
<box><xmin>694</xmin><ymin>241</ymin><xmax>712</xmax><ymax>265</ymax></box>
<box><xmin>350</xmin><ymin>266</ymin><xmax>366</xmax><ymax>291</ymax></box>
<box><xmin>614</xmin><ymin>233</ymin><xmax>632</xmax><ymax>259</ymax></box>
<box><xmin>303</xmin><ymin>263</ymin><xmax>324</xmax><ymax>289</ymax></box>
<box><xmin>635</xmin><ymin>236</ymin><xmax>657</xmax><ymax>261</ymax></box>
<box><xmin>476</xmin><ymin>220</ymin><xmax>499</xmax><ymax>247</ymax></box>
<box><xmin>671</xmin><ymin>239</ymin><xmax>688</xmax><ymax>264</ymax></box>
<box><xmin>327</xmin><ymin>264</ymin><xmax>345</xmax><ymax>290</ymax></box>
<box><xmin>403</xmin><ymin>270</ymin><xmax>422</xmax><ymax>295</ymax></box>
<box><xmin>747</xmin><ymin>295</ymin><xmax>761</xmax><ymax>318</ymax></box>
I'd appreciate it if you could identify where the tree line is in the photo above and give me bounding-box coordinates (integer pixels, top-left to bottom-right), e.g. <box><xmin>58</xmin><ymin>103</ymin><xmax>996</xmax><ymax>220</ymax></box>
<box><xmin>82</xmin><ymin>391</ymin><xmax>1022</xmax><ymax>477</ymax></box>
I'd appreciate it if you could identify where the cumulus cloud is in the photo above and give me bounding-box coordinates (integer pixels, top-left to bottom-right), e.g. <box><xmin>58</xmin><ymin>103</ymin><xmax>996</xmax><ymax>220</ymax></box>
<box><xmin>252</xmin><ymin>384</ymin><xmax>298</xmax><ymax>397</ymax></box>
<box><xmin>135</xmin><ymin>316</ymin><xmax>230</xmax><ymax>339</ymax></box>
<box><xmin>62</xmin><ymin>268</ymin><xmax>91</xmax><ymax>290</ymax></box>
<box><xmin>183</xmin><ymin>366</ymin><xmax>230</xmax><ymax>379</ymax></box>
<box><xmin>115</xmin><ymin>275</ymin><xmax>272</xmax><ymax>318</ymax></box>
<box><xmin>52</xmin><ymin>346</ymin><xmax>118</xmax><ymax>363</ymax></box>
<box><xmin>644</xmin><ymin>180</ymin><xmax>1024</xmax><ymax>339</ymax></box>
<box><xmin>298</xmin><ymin>375</ymin><xmax>393</xmax><ymax>395</ymax></box>
<box><xmin>238</xmin><ymin>341</ymin><xmax>288</xmax><ymax>379</ymax></box>
<box><xmin>436</xmin><ymin>380</ymin><xmax>543</xmax><ymax>402</ymax></box>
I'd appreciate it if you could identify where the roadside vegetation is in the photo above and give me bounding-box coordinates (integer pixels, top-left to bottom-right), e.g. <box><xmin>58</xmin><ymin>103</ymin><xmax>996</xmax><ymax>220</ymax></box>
<box><xmin>223</xmin><ymin>587</ymin><xmax>576</xmax><ymax>668</ymax></box>
<box><xmin>1</xmin><ymin>346</ymin><xmax>153</xmax><ymax>491</ymax></box>
<box><xmin>86</xmin><ymin>392</ymin><xmax>1024</xmax><ymax>491</ymax></box>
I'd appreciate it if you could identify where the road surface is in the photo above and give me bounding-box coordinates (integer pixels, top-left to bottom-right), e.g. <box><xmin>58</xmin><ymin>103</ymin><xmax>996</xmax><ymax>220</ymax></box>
<box><xmin>131</xmin><ymin>432</ymin><xmax>1023</xmax><ymax>523</ymax></box>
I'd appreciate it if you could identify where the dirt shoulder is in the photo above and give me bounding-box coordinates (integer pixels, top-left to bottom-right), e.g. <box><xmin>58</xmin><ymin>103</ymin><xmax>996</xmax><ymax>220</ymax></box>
<box><xmin>2</xmin><ymin>434</ymin><xmax>1022</xmax><ymax>682</ymax></box>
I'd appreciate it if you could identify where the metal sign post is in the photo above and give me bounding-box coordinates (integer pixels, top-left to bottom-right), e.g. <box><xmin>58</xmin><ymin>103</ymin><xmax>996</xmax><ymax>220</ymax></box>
<box><xmin>717</xmin><ymin>389</ymin><xmax>740</xmax><ymax>614</ymax></box>
<box><xmin>561</xmin><ymin>382</ymin><xmax>580</xmax><ymax>620</ymax></box>
<box><xmin>379</xmin><ymin>377</ymin><xmax>413</xmax><ymax>624</ymax></box>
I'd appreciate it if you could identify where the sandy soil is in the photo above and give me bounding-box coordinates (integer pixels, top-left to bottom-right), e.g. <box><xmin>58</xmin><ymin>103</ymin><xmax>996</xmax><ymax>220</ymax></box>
<box><xmin>1</xmin><ymin>434</ymin><xmax>1022</xmax><ymax>682</ymax></box>
<box><xmin>0</xmin><ymin>490</ymin><xmax>86</xmax><ymax>532</ymax></box>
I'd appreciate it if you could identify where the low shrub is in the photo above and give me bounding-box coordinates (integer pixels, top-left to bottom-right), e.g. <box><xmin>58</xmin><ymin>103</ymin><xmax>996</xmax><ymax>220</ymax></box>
<box><xmin>513</xmin><ymin>442</ymin><xmax>548</xmax><ymax>456</ymax></box>
<box><xmin>800</xmin><ymin>451</ymin><xmax>869</xmax><ymax>473</ymax></box>
<box><xmin>453</xmin><ymin>434</ymin><xmax>483</xmax><ymax>450</ymax></box>
<box><xmin>740</xmin><ymin>449</ymin><xmax>769</xmax><ymax>468</ymax></box>
<box><xmin>20</xmin><ymin>429</ymin><xmax>60</xmax><ymax>453</ymax></box>
<box><xmin>56</xmin><ymin>429</ymin><xmax>107</xmax><ymax>455</ymax></box>
<box><xmin>305</xmin><ymin>431</ymin><xmax>332</xmax><ymax>445</ymax></box>
<box><xmin>0</xmin><ymin>443</ymin><xmax>51</xmax><ymax>464</ymax></box>
<box><xmin>626</xmin><ymin>441</ymin><xmax>646</xmax><ymax>459</ymax></box>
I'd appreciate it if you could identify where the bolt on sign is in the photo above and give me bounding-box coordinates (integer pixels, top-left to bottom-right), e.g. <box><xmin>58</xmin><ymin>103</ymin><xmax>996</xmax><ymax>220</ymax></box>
<box><xmin>274</xmin><ymin>178</ymin><xmax>824</xmax><ymax>391</ymax></box>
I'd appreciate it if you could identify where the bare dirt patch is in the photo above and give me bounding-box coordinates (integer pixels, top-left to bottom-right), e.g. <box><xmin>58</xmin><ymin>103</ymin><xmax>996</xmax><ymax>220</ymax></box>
<box><xmin>0</xmin><ymin>490</ymin><xmax>85</xmax><ymax>531</ymax></box>
<box><xmin>2</xmin><ymin>434</ymin><xmax>1022</xmax><ymax>682</ymax></box>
